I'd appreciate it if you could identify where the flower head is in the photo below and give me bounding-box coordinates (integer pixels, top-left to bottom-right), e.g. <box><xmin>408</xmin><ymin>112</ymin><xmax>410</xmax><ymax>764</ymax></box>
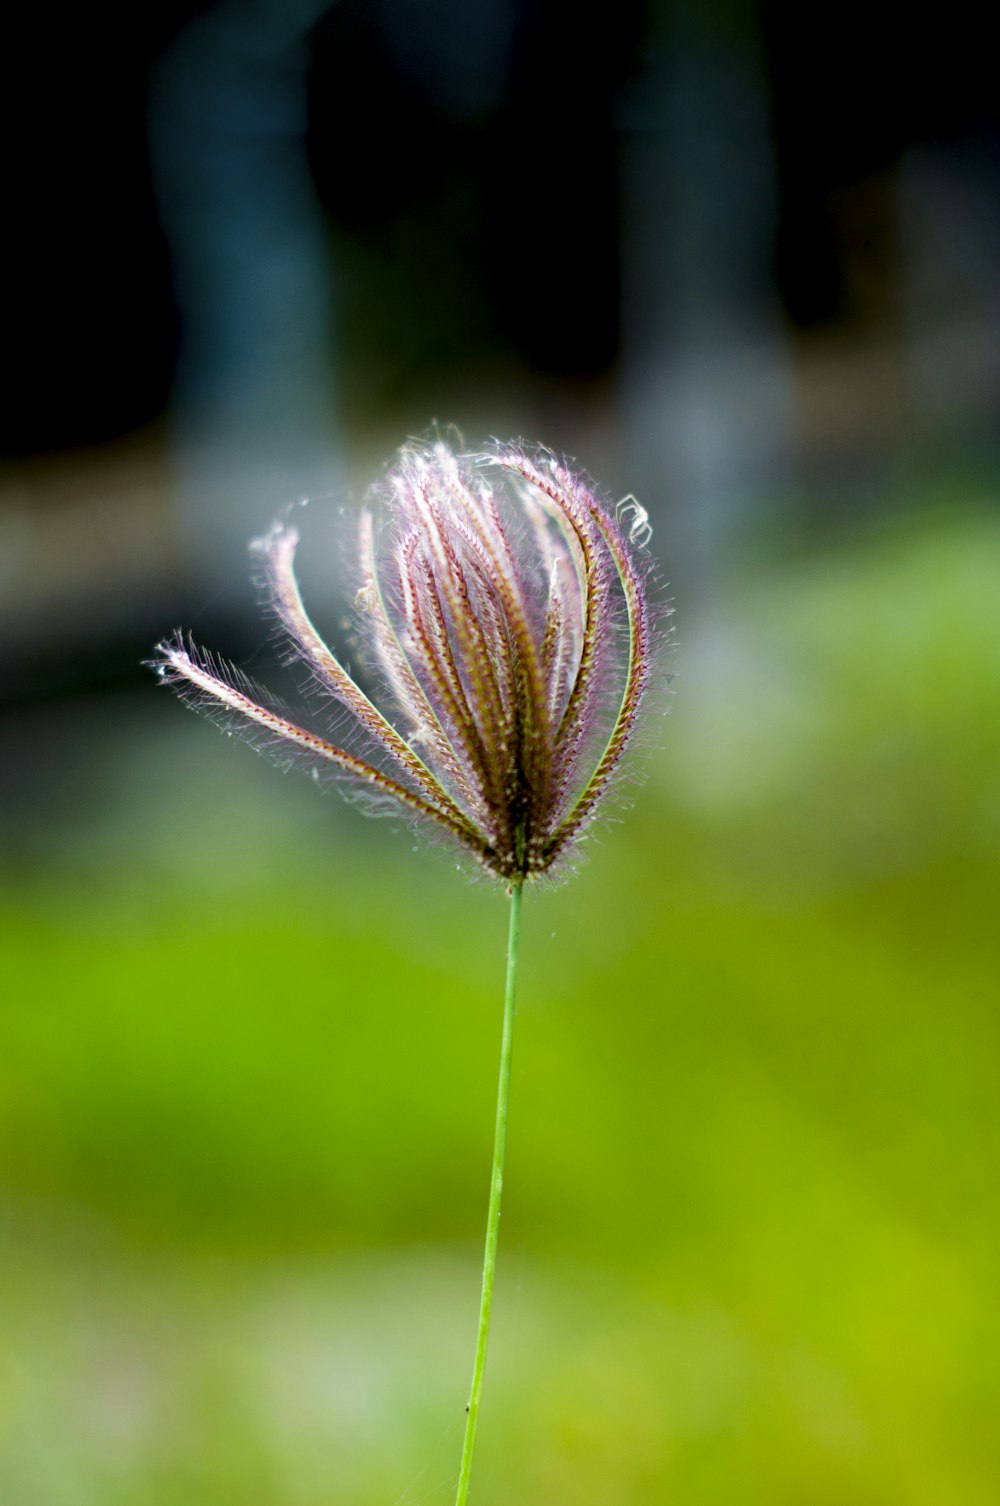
<box><xmin>152</xmin><ymin>440</ymin><xmax>658</xmax><ymax>881</ymax></box>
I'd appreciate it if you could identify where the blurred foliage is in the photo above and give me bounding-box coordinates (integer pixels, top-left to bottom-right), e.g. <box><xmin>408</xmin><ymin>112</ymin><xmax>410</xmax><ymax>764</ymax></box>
<box><xmin>1</xmin><ymin>502</ymin><xmax>999</xmax><ymax>1504</ymax></box>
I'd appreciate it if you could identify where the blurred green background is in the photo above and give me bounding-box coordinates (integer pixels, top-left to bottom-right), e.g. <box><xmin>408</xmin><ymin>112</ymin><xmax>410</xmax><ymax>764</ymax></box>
<box><xmin>4</xmin><ymin>493</ymin><xmax>999</xmax><ymax>1505</ymax></box>
<box><xmin>3</xmin><ymin>2</ymin><xmax>1000</xmax><ymax>1502</ymax></box>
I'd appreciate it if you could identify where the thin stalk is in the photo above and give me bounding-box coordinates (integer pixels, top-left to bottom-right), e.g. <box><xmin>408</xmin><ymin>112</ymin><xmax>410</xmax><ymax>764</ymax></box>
<box><xmin>454</xmin><ymin>879</ymin><xmax>523</xmax><ymax>1506</ymax></box>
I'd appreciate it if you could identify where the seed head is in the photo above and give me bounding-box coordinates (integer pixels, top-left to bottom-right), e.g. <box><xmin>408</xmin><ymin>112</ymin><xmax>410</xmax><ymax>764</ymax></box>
<box><xmin>152</xmin><ymin>440</ymin><xmax>659</xmax><ymax>881</ymax></box>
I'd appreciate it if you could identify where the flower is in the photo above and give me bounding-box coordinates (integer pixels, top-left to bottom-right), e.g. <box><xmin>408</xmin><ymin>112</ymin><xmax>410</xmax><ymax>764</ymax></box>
<box><xmin>152</xmin><ymin>440</ymin><xmax>657</xmax><ymax>881</ymax></box>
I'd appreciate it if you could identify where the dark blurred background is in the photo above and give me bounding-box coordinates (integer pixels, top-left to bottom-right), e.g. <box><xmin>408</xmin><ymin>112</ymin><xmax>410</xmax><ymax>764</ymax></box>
<box><xmin>2</xmin><ymin>4</ymin><xmax>999</xmax><ymax>1503</ymax></box>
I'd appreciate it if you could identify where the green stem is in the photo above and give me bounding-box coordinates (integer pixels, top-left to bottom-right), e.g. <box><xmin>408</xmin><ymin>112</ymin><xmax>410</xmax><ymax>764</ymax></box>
<box><xmin>454</xmin><ymin>879</ymin><xmax>524</xmax><ymax>1506</ymax></box>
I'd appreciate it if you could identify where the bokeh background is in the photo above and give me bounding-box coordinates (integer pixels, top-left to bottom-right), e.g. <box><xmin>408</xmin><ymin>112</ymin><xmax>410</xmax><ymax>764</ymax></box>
<box><xmin>2</xmin><ymin>3</ymin><xmax>999</xmax><ymax>1503</ymax></box>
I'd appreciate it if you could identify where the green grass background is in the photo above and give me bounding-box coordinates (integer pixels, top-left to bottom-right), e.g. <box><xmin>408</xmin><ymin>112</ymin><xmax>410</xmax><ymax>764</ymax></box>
<box><xmin>2</xmin><ymin>499</ymin><xmax>998</xmax><ymax>1504</ymax></box>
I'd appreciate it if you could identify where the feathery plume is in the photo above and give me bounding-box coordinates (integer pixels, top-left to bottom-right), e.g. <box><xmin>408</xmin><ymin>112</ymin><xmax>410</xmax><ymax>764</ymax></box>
<box><xmin>151</xmin><ymin>440</ymin><xmax>657</xmax><ymax>881</ymax></box>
